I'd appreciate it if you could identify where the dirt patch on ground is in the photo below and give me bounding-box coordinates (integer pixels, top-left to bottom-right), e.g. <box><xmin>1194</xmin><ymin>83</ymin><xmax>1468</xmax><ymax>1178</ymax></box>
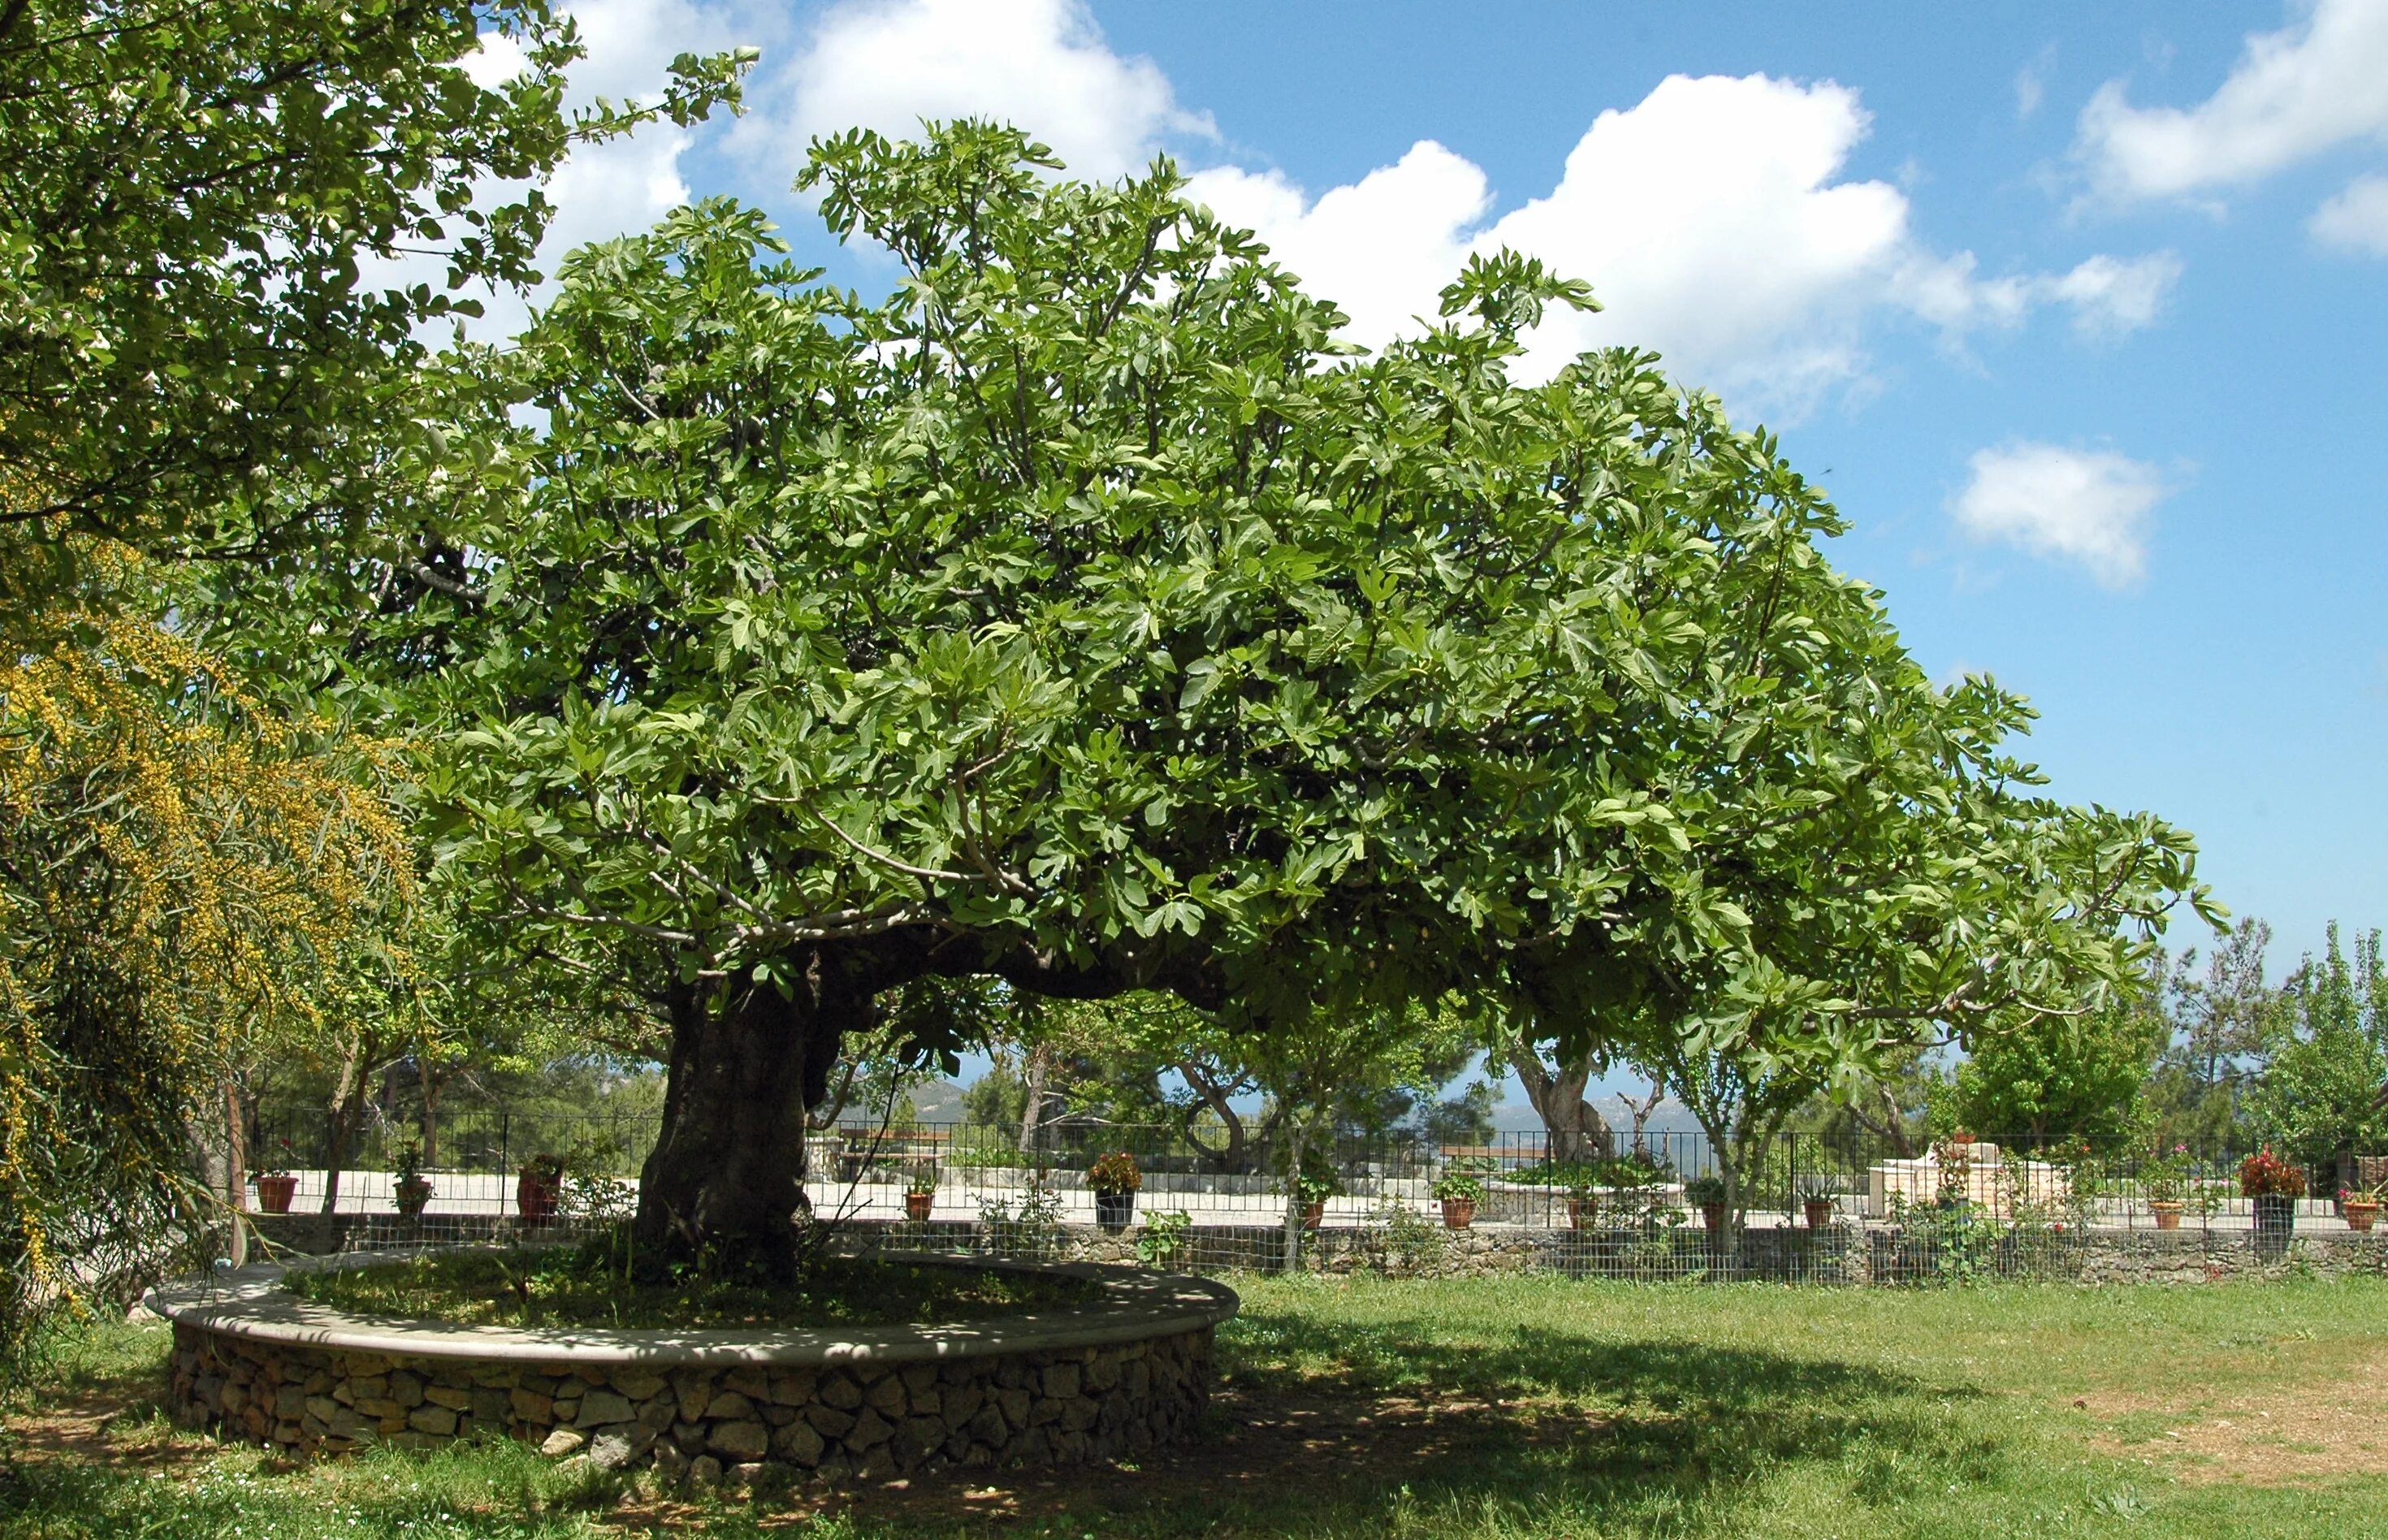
<box><xmin>0</xmin><ymin>1389</ymin><xmax>198</xmax><ymax>1473</ymax></box>
<box><xmin>2076</xmin><ymin>1352</ymin><xmax>2388</xmax><ymax>1487</ymax></box>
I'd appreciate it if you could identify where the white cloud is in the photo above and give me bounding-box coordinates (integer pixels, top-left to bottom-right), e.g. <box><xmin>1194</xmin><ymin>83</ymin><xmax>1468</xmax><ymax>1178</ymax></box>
<box><xmin>2312</xmin><ymin>174</ymin><xmax>2388</xmax><ymax>255</ymax></box>
<box><xmin>1950</xmin><ymin>441</ymin><xmax>2167</xmax><ymax>588</ymax></box>
<box><xmin>2043</xmin><ymin>252</ymin><xmax>2186</xmax><ymax>337</ymax></box>
<box><xmin>1188</xmin><ymin>144</ymin><xmax>1489</xmax><ymax>352</ymax></box>
<box><xmin>2075</xmin><ymin>0</ymin><xmax>2388</xmax><ymax>203</ymax></box>
<box><xmin>751</xmin><ymin>0</ymin><xmax>1212</xmax><ymax>186</ymax></box>
<box><xmin>1191</xmin><ymin>74</ymin><xmax>2177</xmax><ymax>421</ymax></box>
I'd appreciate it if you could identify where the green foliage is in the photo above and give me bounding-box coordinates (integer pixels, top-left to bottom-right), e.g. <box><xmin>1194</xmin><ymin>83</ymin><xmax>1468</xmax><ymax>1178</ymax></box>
<box><xmin>1364</xmin><ymin>1196</ymin><xmax>1448</xmax><ymax>1271</ymax></box>
<box><xmin>245</xmin><ymin>120</ymin><xmax>2206</xmax><ymax>1112</ymax></box>
<box><xmin>1946</xmin><ymin>984</ymin><xmax>2165</xmax><ymax>1146</ymax></box>
<box><xmin>0</xmin><ymin>0</ymin><xmax>750</xmax><ymax>603</ymax></box>
<box><xmin>2246</xmin><ymin>925</ymin><xmax>2387</xmax><ymax>1168</ymax></box>
<box><xmin>1430</xmin><ymin>1173</ymin><xmax>1485</xmax><ymax>1203</ymax></box>
<box><xmin>1133</xmin><ymin>1209</ymin><xmax>1192</xmax><ymax>1269</ymax></box>
<box><xmin>283</xmin><ymin>1241</ymin><xmax>1093</xmax><ymax>1330</ymax></box>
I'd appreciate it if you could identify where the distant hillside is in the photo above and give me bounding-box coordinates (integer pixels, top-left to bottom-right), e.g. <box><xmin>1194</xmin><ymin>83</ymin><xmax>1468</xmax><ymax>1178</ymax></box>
<box><xmin>1490</xmin><ymin>1093</ymin><xmax>1703</xmax><ymax>1141</ymax></box>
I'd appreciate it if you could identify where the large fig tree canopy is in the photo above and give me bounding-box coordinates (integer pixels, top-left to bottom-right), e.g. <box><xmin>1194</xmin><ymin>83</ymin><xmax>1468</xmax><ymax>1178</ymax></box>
<box><xmin>262</xmin><ymin>124</ymin><xmax>2208</xmax><ymax>1270</ymax></box>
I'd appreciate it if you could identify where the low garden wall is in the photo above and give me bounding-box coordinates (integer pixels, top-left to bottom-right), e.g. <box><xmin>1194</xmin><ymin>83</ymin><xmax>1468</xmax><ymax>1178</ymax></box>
<box><xmin>842</xmin><ymin>1217</ymin><xmax>2388</xmax><ymax>1285</ymax></box>
<box><xmin>146</xmin><ymin>1252</ymin><xmax>1235</xmax><ymax>1486</ymax></box>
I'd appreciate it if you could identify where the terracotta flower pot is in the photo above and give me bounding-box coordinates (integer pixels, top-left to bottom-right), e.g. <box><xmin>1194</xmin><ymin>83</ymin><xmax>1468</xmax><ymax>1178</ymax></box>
<box><xmin>2149</xmin><ymin>1200</ymin><xmax>2184</xmax><ymax>1231</ymax></box>
<box><xmin>2346</xmin><ymin>1200</ymin><xmax>2379</xmax><ymax>1234</ymax></box>
<box><xmin>395</xmin><ymin>1176</ymin><xmax>433</xmax><ymax>1218</ymax></box>
<box><xmin>1301</xmin><ymin>1200</ymin><xmax>1324</xmax><ymax>1229</ymax></box>
<box><xmin>516</xmin><ymin>1170</ymin><xmax>560</xmax><ymax>1222</ymax></box>
<box><xmin>1803</xmin><ymin>1198</ymin><xmax>1836</xmax><ymax>1230</ymax></box>
<box><xmin>255</xmin><ymin>1174</ymin><xmax>297</xmax><ymax>1214</ymax></box>
<box><xmin>905</xmin><ymin>1191</ymin><xmax>934</xmax><ymax>1222</ymax></box>
<box><xmin>1700</xmin><ymin>1202</ymin><xmax>1729</xmax><ymax>1233</ymax></box>
<box><xmin>1567</xmin><ymin>1197</ymin><xmax>1596</xmax><ymax>1231</ymax></box>
<box><xmin>1440</xmin><ymin>1197</ymin><xmax>1476</xmax><ymax>1230</ymax></box>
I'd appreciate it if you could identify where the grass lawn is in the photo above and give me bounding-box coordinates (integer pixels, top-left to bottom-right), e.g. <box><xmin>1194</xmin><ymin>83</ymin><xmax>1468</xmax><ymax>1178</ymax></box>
<box><xmin>6</xmin><ymin>1273</ymin><xmax>2388</xmax><ymax>1538</ymax></box>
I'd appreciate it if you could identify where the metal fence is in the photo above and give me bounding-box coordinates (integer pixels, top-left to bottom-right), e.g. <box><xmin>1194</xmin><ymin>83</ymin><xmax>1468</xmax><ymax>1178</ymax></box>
<box><xmin>240</xmin><ymin>1108</ymin><xmax>2386</xmax><ymax>1244</ymax></box>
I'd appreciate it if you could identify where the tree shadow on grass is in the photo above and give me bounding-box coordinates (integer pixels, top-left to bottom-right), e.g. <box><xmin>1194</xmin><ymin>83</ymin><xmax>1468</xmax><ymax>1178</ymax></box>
<box><xmin>812</xmin><ymin>1303</ymin><xmax>2009</xmax><ymax>1538</ymax></box>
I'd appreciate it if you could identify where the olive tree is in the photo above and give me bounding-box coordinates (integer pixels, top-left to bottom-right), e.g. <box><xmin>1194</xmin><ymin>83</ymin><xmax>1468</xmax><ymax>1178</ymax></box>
<box><xmin>259</xmin><ymin>124</ymin><xmax>2208</xmax><ymax>1276</ymax></box>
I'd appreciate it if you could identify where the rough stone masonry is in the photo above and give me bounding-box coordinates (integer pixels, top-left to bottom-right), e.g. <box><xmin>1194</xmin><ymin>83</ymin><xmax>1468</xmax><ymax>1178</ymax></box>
<box><xmin>154</xmin><ymin>1255</ymin><xmax>1231</xmax><ymax>1487</ymax></box>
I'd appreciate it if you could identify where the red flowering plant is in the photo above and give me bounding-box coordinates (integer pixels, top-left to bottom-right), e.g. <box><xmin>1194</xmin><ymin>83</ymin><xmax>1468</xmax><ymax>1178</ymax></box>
<box><xmin>2238</xmin><ymin>1149</ymin><xmax>2308</xmax><ymax>1199</ymax></box>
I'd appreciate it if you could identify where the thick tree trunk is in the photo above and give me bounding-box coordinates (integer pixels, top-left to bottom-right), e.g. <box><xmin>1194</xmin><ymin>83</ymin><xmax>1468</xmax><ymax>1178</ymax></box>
<box><xmin>1016</xmin><ymin>1041</ymin><xmax>1050</xmax><ymax>1158</ymax></box>
<box><xmin>633</xmin><ymin>960</ymin><xmax>862</xmax><ymax>1279</ymax></box>
<box><xmin>1505</xmin><ymin>1039</ymin><xmax>1616</xmax><ymax>1164</ymax></box>
<box><xmin>1179</xmin><ymin>1059</ymin><xmax>1250</xmax><ymax>1173</ymax></box>
<box><xmin>318</xmin><ymin>1028</ymin><xmax>368</xmax><ymax>1217</ymax></box>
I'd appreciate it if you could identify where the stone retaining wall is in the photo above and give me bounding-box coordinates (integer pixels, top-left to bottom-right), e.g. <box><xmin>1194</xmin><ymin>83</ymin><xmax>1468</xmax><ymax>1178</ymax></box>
<box><xmin>846</xmin><ymin>1218</ymin><xmax>2388</xmax><ymax>1285</ymax></box>
<box><xmin>152</xmin><ymin>1254</ymin><xmax>1230</xmax><ymax>1486</ymax></box>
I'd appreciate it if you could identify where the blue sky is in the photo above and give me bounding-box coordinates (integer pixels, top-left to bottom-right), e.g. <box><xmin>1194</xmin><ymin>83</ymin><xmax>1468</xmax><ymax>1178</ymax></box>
<box><xmin>483</xmin><ymin>0</ymin><xmax>2387</xmax><ymax>983</ymax></box>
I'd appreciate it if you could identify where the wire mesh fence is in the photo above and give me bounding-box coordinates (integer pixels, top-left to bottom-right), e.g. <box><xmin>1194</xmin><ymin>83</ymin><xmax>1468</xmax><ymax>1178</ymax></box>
<box><xmin>240</xmin><ymin>1106</ymin><xmax>2386</xmax><ymax>1249</ymax></box>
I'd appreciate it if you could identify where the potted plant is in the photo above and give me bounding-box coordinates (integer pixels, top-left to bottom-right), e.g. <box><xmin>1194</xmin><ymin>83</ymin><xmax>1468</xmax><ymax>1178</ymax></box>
<box><xmin>903</xmin><ymin>1162</ymin><xmax>938</xmax><ymax>1222</ymax></box>
<box><xmin>1683</xmin><ymin>1174</ymin><xmax>1730</xmax><ymax>1232</ymax></box>
<box><xmin>1564</xmin><ymin>1173</ymin><xmax>1598</xmax><ymax>1231</ymax></box>
<box><xmin>1279</xmin><ymin>1144</ymin><xmax>1342</xmax><ymax>1228</ymax></box>
<box><xmin>1432</xmin><ymin>1171</ymin><xmax>1484</xmax><ymax>1229</ymax></box>
<box><xmin>517</xmin><ymin>1153</ymin><xmax>565</xmax><ymax>1222</ymax></box>
<box><xmin>2240</xmin><ymin>1149</ymin><xmax>2305</xmax><ymax>1251</ymax></box>
<box><xmin>2341</xmin><ymin>1182</ymin><xmax>2381</xmax><ymax>1234</ymax></box>
<box><xmin>1797</xmin><ymin>1175</ymin><xmax>1842</xmax><ymax>1230</ymax></box>
<box><xmin>252</xmin><ymin>1148</ymin><xmax>297</xmax><ymax>1215</ymax></box>
<box><xmin>2144</xmin><ymin>1144</ymin><xmax>2191</xmax><ymax>1231</ymax></box>
<box><xmin>1088</xmin><ymin>1150</ymin><xmax>1141</xmax><ymax>1231</ymax></box>
<box><xmin>392</xmin><ymin>1138</ymin><xmax>433</xmax><ymax>1218</ymax></box>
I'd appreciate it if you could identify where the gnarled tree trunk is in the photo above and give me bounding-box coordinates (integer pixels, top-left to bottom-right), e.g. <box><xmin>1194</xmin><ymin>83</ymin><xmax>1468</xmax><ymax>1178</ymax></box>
<box><xmin>633</xmin><ymin>956</ymin><xmax>867</xmax><ymax>1279</ymax></box>
<box><xmin>1505</xmin><ymin>1038</ymin><xmax>1615</xmax><ymax>1165</ymax></box>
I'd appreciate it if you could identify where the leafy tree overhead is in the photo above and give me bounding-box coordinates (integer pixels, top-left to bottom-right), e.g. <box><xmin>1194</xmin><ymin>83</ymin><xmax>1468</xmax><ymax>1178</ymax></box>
<box><xmin>0</xmin><ymin>0</ymin><xmax>751</xmax><ymax>606</ymax></box>
<box><xmin>245</xmin><ymin>124</ymin><xmax>2209</xmax><ymax>1276</ymax></box>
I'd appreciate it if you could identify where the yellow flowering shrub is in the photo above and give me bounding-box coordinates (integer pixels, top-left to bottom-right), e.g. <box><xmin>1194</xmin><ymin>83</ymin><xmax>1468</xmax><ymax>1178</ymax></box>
<box><xmin>0</xmin><ymin>582</ymin><xmax>411</xmax><ymax>1363</ymax></box>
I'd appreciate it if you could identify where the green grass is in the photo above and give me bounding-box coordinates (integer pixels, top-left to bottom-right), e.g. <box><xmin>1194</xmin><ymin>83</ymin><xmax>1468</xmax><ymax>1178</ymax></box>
<box><xmin>6</xmin><ymin>1274</ymin><xmax>2388</xmax><ymax>1538</ymax></box>
<box><xmin>283</xmin><ymin>1244</ymin><xmax>1097</xmax><ymax>1330</ymax></box>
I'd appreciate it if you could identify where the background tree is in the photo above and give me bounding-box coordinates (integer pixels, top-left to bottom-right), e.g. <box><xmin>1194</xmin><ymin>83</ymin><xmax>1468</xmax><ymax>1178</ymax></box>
<box><xmin>1941</xmin><ymin>984</ymin><xmax>2166</xmax><ymax>1147</ymax></box>
<box><xmin>1499</xmin><ymin>1030</ymin><xmax>1616</xmax><ymax>1163</ymax></box>
<box><xmin>2247</xmin><ymin>925</ymin><xmax>2386</xmax><ymax>1171</ymax></box>
<box><xmin>234</xmin><ymin>125</ymin><xmax>2208</xmax><ymax>1275</ymax></box>
<box><xmin>2144</xmin><ymin>918</ymin><xmax>2276</xmax><ymax>1148</ymax></box>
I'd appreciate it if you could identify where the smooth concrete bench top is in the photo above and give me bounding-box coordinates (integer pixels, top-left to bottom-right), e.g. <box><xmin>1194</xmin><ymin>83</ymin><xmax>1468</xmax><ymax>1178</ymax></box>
<box><xmin>145</xmin><ymin>1250</ymin><xmax>1239</xmax><ymax>1369</ymax></box>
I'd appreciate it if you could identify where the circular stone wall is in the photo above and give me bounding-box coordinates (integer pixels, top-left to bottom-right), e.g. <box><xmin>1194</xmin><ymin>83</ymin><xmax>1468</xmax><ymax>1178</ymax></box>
<box><xmin>145</xmin><ymin>1251</ymin><xmax>1236</xmax><ymax>1485</ymax></box>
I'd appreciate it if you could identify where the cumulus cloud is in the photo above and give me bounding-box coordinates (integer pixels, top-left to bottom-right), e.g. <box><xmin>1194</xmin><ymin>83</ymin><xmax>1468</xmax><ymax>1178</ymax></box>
<box><xmin>1191</xmin><ymin>74</ymin><xmax>2177</xmax><ymax>420</ymax></box>
<box><xmin>2312</xmin><ymin>174</ymin><xmax>2388</xmax><ymax>256</ymax></box>
<box><xmin>2074</xmin><ymin>0</ymin><xmax>2388</xmax><ymax>204</ymax></box>
<box><xmin>745</xmin><ymin>0</ymin><xmax>1212</xmax><ymax>187</ymax></box>
<box><xmin>1950</xmin><ymin>442</ymin><xmax>2168</xmax><ymax>588</ymax></box>
<box><xmin>1188</xmin><ymin>144</ymin><xmax>1490</xmax><ymax>353</ymax></box>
